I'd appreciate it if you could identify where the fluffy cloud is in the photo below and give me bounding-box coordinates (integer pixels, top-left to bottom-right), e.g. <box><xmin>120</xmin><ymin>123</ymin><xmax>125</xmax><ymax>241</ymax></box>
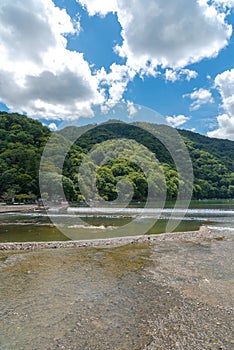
<box><xmin>78</xmin><ymin>0</ymin><xmax>117</xmax><ymax>16</ymax></box>
<box><xmin>207</xmin><ymin>68</ymin><xmax>234</xmax><ymax>139</ymax></box>
<box><xmin>127</xmin><ymin>101</ymin><xmax>137</xmax><ymax>119</ymax></box>
<box><xmin>48</xmin><ymin>122</ymin><xmax>58</xmax><ymax>131</ymax></box>
<box><xmin>97</xmin><ymin>63</ymin><xmax>135</xmax><ymax>109</ymax></box>
<box><xmin>113</xmin><ymin>0</ymin><xmax>232</xmax><ymax>73</ymax></box>
<box><xmin>215</xmin><ymin>68</ymin><xmax>234</xmax><ymax>116</ymax></box>
<box><xmin>165</xmin><ymin>69</ymin><xmax>198</xmax><ymax>82</ymax></box>
<box><xmin>80</xmin><ymin>0</ymin><xmax>232</xmax><ymax>71</ymax></box>
<box><xmin>166</xmin><ymin>115</ymin><xmax>191</xmax><ymax>128</ymax></box>
<box><xmin>212</xmin><ymin>0</ymin><xmax>234</xmax><ymax>8</ymax></box>
<box><xmin>207</xmin><ymin>114</ymin><xmax>234</xmax><ymax>140</ymax></box>
<box><xmin>0</xmin><ymin>0</ymin><xmax>103</xmax><ymax>119</ymax></box>
<box><xmin>184</xmin><ymin>88</ymin><xmax>214</xmax><ymax>111</ymax></box>
<box><xmin>77</xmin><ymin>0</ymin><xmax>232</xmax><ymax>105</ymax></box>
<box><xmin>1</xmin><ymin>0</ymin><xmax>233</xmax><ymax>120</ymax></box>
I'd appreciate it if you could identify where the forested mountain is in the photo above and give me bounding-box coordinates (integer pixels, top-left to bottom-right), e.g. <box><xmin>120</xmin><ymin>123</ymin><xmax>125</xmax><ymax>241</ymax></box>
<box><xmin>1</xmin><ymin>111</ymin><xmax>234</xmax><ymax>203</ymax></box>
<box><xmin>60</xmin><ymin>121</ymin><xmax>234</xmax><ymax>200</ymax></box>
<box><xmin>0</xmin><ymin>112</ymin><xmax>50</xmax><ymax>202</ymax></box>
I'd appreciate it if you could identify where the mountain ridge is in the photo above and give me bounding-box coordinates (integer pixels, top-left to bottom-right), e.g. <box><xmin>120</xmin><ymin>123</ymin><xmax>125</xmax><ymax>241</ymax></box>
<box><xmin>1</xmin><ymin>111</ymin><xmax>234</xmax><ymax>202</ymax></box>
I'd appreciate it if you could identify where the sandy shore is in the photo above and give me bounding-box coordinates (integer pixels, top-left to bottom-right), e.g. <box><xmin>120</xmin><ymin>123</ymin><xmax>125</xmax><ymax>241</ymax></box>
<box><xmin>0</xmin><ymin>226</ymin><xmax>226</xmax><ymax>251</ymax></box>
<box><xmin>0</xmin><ymin>204</ymin><xmax>39</xmax><ymax>213</ymax></box>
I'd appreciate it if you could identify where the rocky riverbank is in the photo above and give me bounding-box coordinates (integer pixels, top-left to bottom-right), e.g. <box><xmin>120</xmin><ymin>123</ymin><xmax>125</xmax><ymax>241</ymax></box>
<box><xmin>0</xmin><ymin>226</ymin><xmax>226</xmax><ymax>251</ymax></box>
<box><xmin>0</xmin><ymin>204</ymin><xmax>39</xmax><ymax>213</ymax></box>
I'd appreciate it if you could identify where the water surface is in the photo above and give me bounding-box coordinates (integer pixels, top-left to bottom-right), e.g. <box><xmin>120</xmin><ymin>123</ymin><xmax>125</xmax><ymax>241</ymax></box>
<box><xmin>1</xmin><ymin>205</ymin><xmax>234</xmax><ymax>242</ymax></box>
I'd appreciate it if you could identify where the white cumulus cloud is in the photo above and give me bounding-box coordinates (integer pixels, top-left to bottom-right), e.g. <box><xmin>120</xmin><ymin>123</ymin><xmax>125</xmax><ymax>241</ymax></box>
<box><xmin>207</xmin><ymin>114</ymin><xmax>234</xmax><ymax>140</ymax></box>
<box><xmin>207</xmin><ymin>68</ymin><xmax>234</xmax><ymax>139</ymax></box>
<box><xmin>77</xmin><ymin>0</ymin><xmax>117</xmax><ymax>16</ymax></box>
<box><xmin>212</xmin><ymin>0</ymin><xmax>234</xmax><ymax>9</ymax></box>
<box><xmin>96</xmin><ymin>63</ymin><xmax>135</xmax><ymax>110</ymax></box>
<box><xmin>0</xmin><ymin>0</ymin><xmax>234</xmax><ymax>121</ymax></box>
<box><xmin>77</xmin><ymin>0</ymin><xmax>232</xmax><ymax>105</ymax></box>
<box><xmin>165</xmin><ymin>69</ymin><xmax>198</xmax><ymax>82</ymax></box>
<box><xmin>114</xmin><ymin>0</ymin><xmax>232</xmax><ymax>73</ymax></box>
<box><xmin>166</xmin><ymin>115</ymin><xmax>191</xmax><ymax>128</ymax></box>
<box><xmin>80</xmin><ymin>0</ymin><xmax>232</xmax><ymax>72</ymax></box>
<box><xmin>127</xmin><ymin>101</ymin><xmax>138</xmax><ymax>119</ymax></box>
<box><xmin>0</xmin><ymin>0</ymin><xmax>104</xmax><ymax>120</ymax></box>
<box><xmin>48</xmin><ymin>122</ymin><xmax>58</xmax><ymax>131</ymax></box>
<box><xmin>215</xmin><ymin>68</ymin><xmax>234</xmax><ymax>117</ymax></box>
<box><xmin>184</xmin><ymin>88</ymin><xmax>214</xmax><ymax>111</ymax></box>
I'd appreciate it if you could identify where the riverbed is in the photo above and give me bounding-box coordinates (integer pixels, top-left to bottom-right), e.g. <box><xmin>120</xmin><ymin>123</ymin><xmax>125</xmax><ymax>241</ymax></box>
<box><xmin>0</xmin><ymin>228</ymin><xmax>233</xmax><ymax>350</ymax></box>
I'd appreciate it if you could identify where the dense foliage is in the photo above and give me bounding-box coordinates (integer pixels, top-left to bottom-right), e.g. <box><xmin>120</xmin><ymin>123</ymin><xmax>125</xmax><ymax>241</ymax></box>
<box><xmin>1</xmin><ymin>112</ymin><xmax>234</xmax><ymax>203</ymax></box>
<box><xmin>0</xmin><ymin>112</ymin><xmax>50</xmax><ymax>203</ymax></box>
<box><xmin>178</xmin><ymin>129</ymin><xmax>234</xmax><ymax>199</ymax></box>
<box><xmin>62</xmin><ymin>122</ymin><xmax>234</xmax><ymax>201</ymax></box>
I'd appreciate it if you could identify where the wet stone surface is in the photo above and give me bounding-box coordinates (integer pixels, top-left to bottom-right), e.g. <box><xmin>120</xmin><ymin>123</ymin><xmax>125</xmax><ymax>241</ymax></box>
<box><xmin>0</xmin><ymin>244</ymin><xmax>156</xmax><ymax>349</ymax></box>
<box><xmin>0</xmin><ymin>234</ymin><xmax>233</xmax><ymax>350</ymax></box>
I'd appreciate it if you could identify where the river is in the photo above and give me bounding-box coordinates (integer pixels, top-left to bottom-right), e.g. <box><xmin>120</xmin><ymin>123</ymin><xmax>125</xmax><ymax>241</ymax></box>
<box><xmin>0</xmin><ymin>205</ymin><xmax>233</xmax><ymax>349</ymax></box>
<box><xmin>1</xmin><ymin>204</ymin><xmax>234</xmax><ymax>242</ymax></box>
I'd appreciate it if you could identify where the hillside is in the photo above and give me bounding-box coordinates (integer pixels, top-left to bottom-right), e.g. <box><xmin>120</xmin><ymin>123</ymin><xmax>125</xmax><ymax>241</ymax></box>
<box><xmin>0</xmin><ymin>112</ymin><xmax>51</xmax><ymax>202</ymax></box>
<box><xmin>1</xmin><ymin>111</ymin><xmax>234</xmax><ymax>202</ymax></box>
<box><xmin>60</xmin><ymin>121</ymin><xmax>234</xmax><ymax>200</ymax></box>
<box><xmin>179</xmin><ymin>129</ymin><xmax>234</xmax><ymax>171</ymax></box>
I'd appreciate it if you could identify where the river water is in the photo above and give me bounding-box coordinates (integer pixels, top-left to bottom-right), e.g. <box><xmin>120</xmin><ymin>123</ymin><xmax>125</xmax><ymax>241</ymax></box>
<box><xmin>1</xmin><ymin>206</ymin><xmax>234</xmax><ymax>242</ymax></box>
<box><xmin>0</xmin><ymin>207</ymin><xmax>233</xmax><ymax>349</ymax></box>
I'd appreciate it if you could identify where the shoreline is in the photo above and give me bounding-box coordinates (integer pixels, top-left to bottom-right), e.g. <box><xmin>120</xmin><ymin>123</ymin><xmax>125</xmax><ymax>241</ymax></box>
<box><xmin>0</xmin><ymin>204</ymin><xmax>39</xmax><ymax>213</ymax></box>
<box><xmin>0</xmin><ymin>226</ymin><xmax>226</xmax><ymax>251</ymax></box>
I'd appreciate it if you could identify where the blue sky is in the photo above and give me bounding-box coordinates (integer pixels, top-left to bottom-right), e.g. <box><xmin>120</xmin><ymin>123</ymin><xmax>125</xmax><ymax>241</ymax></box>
<box><xmin>0</xmin><ymin>0</ymin><xmax>234</xmax><ymax>139</ymax></box>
